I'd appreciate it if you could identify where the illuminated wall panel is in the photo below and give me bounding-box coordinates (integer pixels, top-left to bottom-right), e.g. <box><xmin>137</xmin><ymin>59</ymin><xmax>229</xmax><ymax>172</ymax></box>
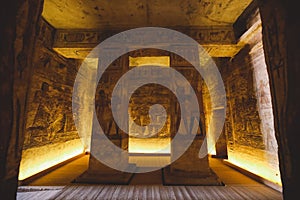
<box><xmin>19</xmin><ymin>19</ymin><xmax>85</xmax><ymax>180</ymax></box>
<box><xmin>224</xmin><ymin>13</ymin><xmax>281</xmax><ymax>186</ymax></box>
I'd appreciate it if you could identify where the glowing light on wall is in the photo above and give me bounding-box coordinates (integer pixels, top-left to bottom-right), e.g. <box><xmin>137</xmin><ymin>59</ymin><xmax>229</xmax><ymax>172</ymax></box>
<box><xmin>129</xmin><ymin>56</ymin><xmax>170</xmax><ymax>67</ymax></box>
<box><xmin>129</xmin><ymin>155</ymin><xmax>171</xmax><ymax>167</ymax></box>
<box><xmin>205</xmin><ymin>112</ymin><xmax>217</xmax><ymax>155</ymax></box>
<box><xmin>129</xmin><ymin>138</ymin><xmax>171</xmax><ymax>154</ymax></box>
<box><xmin>227</xmin><ymin>151</ymin><xmax>282</xmax><ymax>185</ymax></box>
<box><xmin>206</xmin><ymin>124</ymin><xmax>216</xmax><ymax>155</ymax></box>
<box><xmin>18</xmin><ymin>139</ymin><xmax>84</xmax><ymax>180</ymax></box>
<box><xmin>227</xmin><ymin>14</ymin><xmax>281</xmax><ymax>187</ymax></box>
<box><xmin>128</xmin><ymin>56</ymin><xmax>171</xmax><ymax>155</ymax></box>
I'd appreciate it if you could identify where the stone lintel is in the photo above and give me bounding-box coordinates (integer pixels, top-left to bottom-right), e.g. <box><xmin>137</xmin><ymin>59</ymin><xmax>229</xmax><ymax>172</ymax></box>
<box><xmin>53</xmin><ymin>27</ymin><xmax>244</xmax><ymax>58</ymax></box>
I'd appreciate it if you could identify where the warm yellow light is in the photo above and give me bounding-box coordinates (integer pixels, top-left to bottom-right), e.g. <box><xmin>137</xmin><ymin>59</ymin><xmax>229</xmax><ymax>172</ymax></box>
<box><xmin>207</xmin><ymin>125</ymin><xmax>217</xmax><ymax>155</ymax></box>
<box><xmin>227</xmin><ymin>151</ymin><xmax>282</xmax><ymax>186</ymax></box>
<box><xmin>129</xmin><ymin>155</ymin><xmax>171</xmax><ymax>167</ymax></box>
<box><xmin>18</xmin><ymin>139</ymin><xmax>84</xmax><ymax>180</ymax></box>
<box><xmin>129</xmin><ymin>138</ymin><xmax>170</xmax><ymax>154</ymax></box>
<box><xmin>129</xmin><ymin>56</ymin><xmax>170</xmax><ymax>67</ymax></box>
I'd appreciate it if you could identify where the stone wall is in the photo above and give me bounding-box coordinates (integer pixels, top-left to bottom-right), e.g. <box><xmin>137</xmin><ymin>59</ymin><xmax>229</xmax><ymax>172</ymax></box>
<box><xmin>223</xmin><ymin>10</ymin><xmax>281</xmax><ymax>185</ymax></box>
<box><xmin>19</xmin><ymin>19</ymin><xmax>84</xmax><ymax>181</ymax></box>
<box><xmin>0</xmin><ymin>0</ymin><xmax>45</xmax><ymax>197</ymax></box>
<box><xmin>202</xmin><ymin>58</ymin><xmax>228</xmax><ymax>156</ymax></box>
<box><xmin>258</xmin><ymin>0</ymin><xmax>300</xmax><ymax>198</ymax></box>
<box><xmin>93</xmin><ymin>49</ymin><xmax>205</xmax><ymax>154</ymax></box>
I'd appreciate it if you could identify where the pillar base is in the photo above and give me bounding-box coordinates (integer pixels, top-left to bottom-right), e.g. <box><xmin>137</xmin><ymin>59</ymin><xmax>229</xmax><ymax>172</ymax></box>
<box><xmin>162</xmin><ymin>166</ymin><xmax>224</xmax><ymax>186</ymax></box>
<box><xmin>73</xmin><ymin>154</ymin><xmax>136</xmax><ymax>185</ymax></box>
<box><xmin>73</xmin><ymin>169</ymin><xmax>135</xmax><ymax>185</ymax></box>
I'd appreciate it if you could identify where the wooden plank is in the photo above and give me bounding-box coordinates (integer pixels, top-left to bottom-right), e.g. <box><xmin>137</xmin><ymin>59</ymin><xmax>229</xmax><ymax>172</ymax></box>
<box><xmin>185</xmin><ymin>186</ymin><xmax>201</xmax><ymax>199</ymax></box>
<box><xmin>166</xmin><ymin>186</ymin><xmax>177</xmax><ymax>200</ymax></box>
<box><xmin>95</xmin><ymin>185</ymin><xmax>111</xmax><ymax>199</ymax></box>
<box><xmin>54</xmin><ymin>185</ymin><xmax>79</xmax><ymax>200</ymax></box>
<box><xmin>17</xmin><ymin>185</ymin><xmax>283</xmax><ymax>200</ymax></box>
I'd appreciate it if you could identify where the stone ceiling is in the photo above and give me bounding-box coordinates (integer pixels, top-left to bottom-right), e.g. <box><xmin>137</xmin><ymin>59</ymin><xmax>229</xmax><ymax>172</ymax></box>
<box><xmin>42</xmin><ymin>0</ymin><xmax>253</xmax><ymax>29</ymax></box>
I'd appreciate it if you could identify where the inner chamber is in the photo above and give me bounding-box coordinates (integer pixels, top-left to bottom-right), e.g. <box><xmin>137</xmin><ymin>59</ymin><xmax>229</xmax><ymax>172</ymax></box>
<box><xmin>95</xmin><ymin>49</ymin><xmax>204</xmax><ymax>168</ymax></box>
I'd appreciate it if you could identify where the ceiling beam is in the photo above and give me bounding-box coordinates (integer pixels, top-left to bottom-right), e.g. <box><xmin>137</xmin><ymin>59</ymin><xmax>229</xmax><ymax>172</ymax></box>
<box><xmin>52</xmin><ymin>26</ymin><xmax>245</xmax><ymax>59</ymax></box>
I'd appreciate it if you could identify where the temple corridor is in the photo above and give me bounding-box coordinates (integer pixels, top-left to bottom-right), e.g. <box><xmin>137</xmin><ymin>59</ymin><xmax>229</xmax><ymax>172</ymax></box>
<box><xmin>1</xmin><ymin>0</ymin><xmax>300</xmax><ymax>199</ymax></box>
<box><xmin>17</xmin><ymin>154</ymin><xmax>281</xmax><ymax>199</ymax></box>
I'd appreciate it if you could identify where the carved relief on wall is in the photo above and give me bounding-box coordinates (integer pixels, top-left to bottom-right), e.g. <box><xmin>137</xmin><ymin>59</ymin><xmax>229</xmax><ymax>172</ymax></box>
<box><xmin>94</xmin><ymin>49</ymin><xmax>205</xmax><ymax>139</ymax></box>
<box><xmin>95</xmin><ymin>58</ymin><xmax>124</xmax><ymax>137</ymax></box>
<box><xmin>24</xmin><ymin>80</ymin><xmax>78</xmax><ymax>149</ymax></box>
<box><xmin>173</xmin><ymin>66</ymin><xmax>204</xmax><ymax>137</ymax></box>
<box><xmin>96</xmin><ymin>87</ymin><xmax>118</xmax><ymax>136</ymax></box>
<box><xmin>225</xmin><ymin>68</ymin><xmax>265</xmax><ymax>150</ymax></box>
<box><xmin>252</xmin><ymin>47</ymin><xmax>278</xmax><ymax>152</ymax></box>
<box><xmin>262</xmin><ymin>15</ymin><xmax>286</xmax><ymax>128</ymax></box>
<box><xmin>23</xmin><ymin>26</ymin><xmax>80</xmax><ymax>149</ymax></box>
<box><xmin>36</xmin><ymin>19</ymin><xmax>55</xmax><ymax>48</ymax></box>
<box><xmin>129</xmin><ymin>84</ymin><xmax>172</xmax><ymax>138</ymax></box>
<box><xmin>54</xmin><ymin>27</ymin><xmax>236</xmax><ymax>47</ymax></box>
<box><xmin>170</xmin><ymin>46</ymin><xmax>196</xmax><ymax>67</ymax></box>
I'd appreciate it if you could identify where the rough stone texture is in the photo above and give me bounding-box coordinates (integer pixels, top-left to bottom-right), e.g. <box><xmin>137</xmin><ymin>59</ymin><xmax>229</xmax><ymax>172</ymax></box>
<box><xmin>52</xmin><ymin>27</ymin><xmax>243</xmax><ymax>58</ymax></box>
<box><xmin>79</xmin><ymin>48</ymin><xmax>212</xmax><ymax>184</ymax></box>
<box><xmin>72</xmin><ymin>58</ymin><xmax>98</xmax><ymax>151</ymax></box>
<box><xmin>164</xmin><ymin>135</ymin><xmax>223</xmax><ymax>186</ymax></box>
<box><xmin>42</xmin><ymin>0</ymin><xmax>252</xmax><ymax>29</ymax></box>
<box><xmin>18</xmin><ymin>18</ymin><xmax>85</xmax><ymax>181</ymax></box>
<box><xmin>19</xmin><ymin>139</ymin><xmax>83</xmax><ymax>181</ymax></box>
<box><xmin>74</xmin><ymin>54</ymin><xmax>132</xmax><ymax>184</ymax></box>
<box><xmin>0</xmin><ymin>0</ymin><xmax>44</xmax><ymax>199</ymax></box>
<box><xmin>23</xmin><ymin>19</ymin><xmax>80</xmax><ymax>150</ymax></box>
<box><xmin>202</xmin><ymin>58</ymin><xmax>228</xmax><ymax>157</ymax></box>
<box><xmin>221</xmin><ymin>8</ymin><xmax>281</xmax><ymax>185</ymax></box>
<box><xmin>95</xmin><ymin>54</ymin><xmax>127</xmax><ymax>138</ymax></box>
<box><xmin>1</xmin><ymin>0</ymin><xmax>299</xmax><ymax>199</ymax></box>
<box><xmin>94</xmin><ymin>49</ymin><xmax>205</xmax><ymax>139</ymax></box>
<box><xmin>259</xmin><ymin>0</ymin><xmax>300</xmax><ymax>198</ymax></box>
<box><xmin>224</xmin><ymin>49</ymin><xmax>264</xmax><ymax>149</ymax></box>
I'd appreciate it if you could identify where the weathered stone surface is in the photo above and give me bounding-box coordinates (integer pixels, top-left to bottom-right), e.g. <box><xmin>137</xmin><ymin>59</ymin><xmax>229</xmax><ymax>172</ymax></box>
<box><xmin>1</xmin><ymin>1</ymin><xmax>299</xmax><ymax>199</ymax></box>
<box><xmin>0</xmin><ymin>0</ymin><xmax>44</xmax><ymax>198</ymax></box>
<box><xmin>23</xmin><ymin>22</ymin><xmax>80</xmax><ymax>149</ymax></box>
<box><xmin>94</xmin><ymin>49</ymin><xmax>205</xmax><ymax>139</ymax></box>
<box><xmin>42</xmin><ymin>0</ymin><xmax>252</xmax><ymax>29</ymax></box>
<box><xmin>74</xmin><ymin>137</ymin><xmax>135</xmax><ymax>185</ymax></box>
<box><xmin>163</xmin><ymin>136</ymin><xmax>223</xmax><ymax>186</ymax></box>
<box><xmin>221</xmin><ymin>8</ymin><xmax>280</xmax><ymax>185</ymax></box>
<box><xmin>259</xmin><ymin>0</ymin><xmax>300</xmax><ymax>198</ymax></box>
<box><xmin>52</xmin><ymin>27</ymin><xmax>243</xmax><ymax>58</ymax></box>
<box><xmin>18</xmin><ymin>18</ymin><xmax>86</xmax><ymax>181</ymax></box>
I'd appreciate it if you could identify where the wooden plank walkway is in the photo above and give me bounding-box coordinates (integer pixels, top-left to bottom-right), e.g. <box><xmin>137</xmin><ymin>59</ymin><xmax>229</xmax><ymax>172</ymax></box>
<box><xmin>17</xmin><ymin>155</ymin><xmax>283</xmax><ymax>200</ymax></box>
<box><xmin>17</xmin><ymin>184</ymin><xmax>282</xmax><ymax>200</ymax></box>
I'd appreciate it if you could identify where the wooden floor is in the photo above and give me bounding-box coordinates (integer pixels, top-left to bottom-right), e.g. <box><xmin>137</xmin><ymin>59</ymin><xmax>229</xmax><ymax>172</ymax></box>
<box><xmin>17</xmin><ymin>155</ymin><xmax>283</xmax><ymax>200</ymax></box>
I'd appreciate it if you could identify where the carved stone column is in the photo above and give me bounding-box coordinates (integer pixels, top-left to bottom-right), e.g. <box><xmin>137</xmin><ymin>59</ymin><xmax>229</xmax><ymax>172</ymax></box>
<box><xmin>163</xmin><ymin>135</ymin><xmax>223</xmax><ymax>185</ymax></box>
<box><xmin>162</xmin><ymin>52</ymin><xmax>223</xmax><ymax>185</ymax></box>
<box><xmin>74</xmin><ymin>134</ymin><xmax>135</xmax><ymax>184</ymax></box>
<box><xmin>259</xmin><ymin>0</ymin><xmax>300</xmax><ymax>198</ymax></box>
<box><xmin>0</xmin><ymin>0</ymin><xmax>44</xmax><ymax>199</ymax></box>
<box><xmin>74</xmin><ymin>55</ymin><xmax>135</xmax><ymax>184</ymax></box>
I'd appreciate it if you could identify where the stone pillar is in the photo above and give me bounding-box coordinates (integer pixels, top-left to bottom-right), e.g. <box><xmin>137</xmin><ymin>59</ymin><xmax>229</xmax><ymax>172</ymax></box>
<box><xmin>74</xmin><ymin>134</ymin><xmax>134</xmax><ymax>184</ymax></box>
<box><xmin>74</xmin><ymin>55</ymin><xmax>135</xmax><ymax>184</ymax></box>
<box><xmin>163</xmin><ymin>135</ymin><xmax>223</xmax><ymax>185</ymax></box>
<box><xmin>163</xmin><ymin>81</ymin><xmax>223</xmax><ymax>185</ymax></box>
<box><xmin>73</xmin><ymin>58</ymin><xmax>98</xmax><ymax>151</ymax></box>
<box><xmin>259</xmin><ymin>0</ymin><xmax>300</xmax><ymax>199</ymax></box>
<box><xmin>212</xmin><ymin>109</ymin><xmax>228</xmax><ymax>159</ymax></box>
<box><xmin>0</xmin><ymin>0</ymin><xmax>44</xmax><ymax>199</ymax></box>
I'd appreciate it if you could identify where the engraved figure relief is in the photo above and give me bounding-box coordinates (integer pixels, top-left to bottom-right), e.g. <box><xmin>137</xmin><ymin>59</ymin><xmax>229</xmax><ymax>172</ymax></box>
<box><xmin>24</xmin><ymin>82</ymin><xmax>68</xmax><ymax>149</ymax></box>
<box><xmin>227</xmin><ymin>70</ymin><xmax>264</xmax><ymax>149</ymax></box>
<box><xmin>96</xmin><ymin>88</ymin><xmax>119</xmax><ymax>136</ymax></box>
<box><xmin>258</xmin><ymin>80</ymin><xmax>271</xmax><ymax>108</ymax></box>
